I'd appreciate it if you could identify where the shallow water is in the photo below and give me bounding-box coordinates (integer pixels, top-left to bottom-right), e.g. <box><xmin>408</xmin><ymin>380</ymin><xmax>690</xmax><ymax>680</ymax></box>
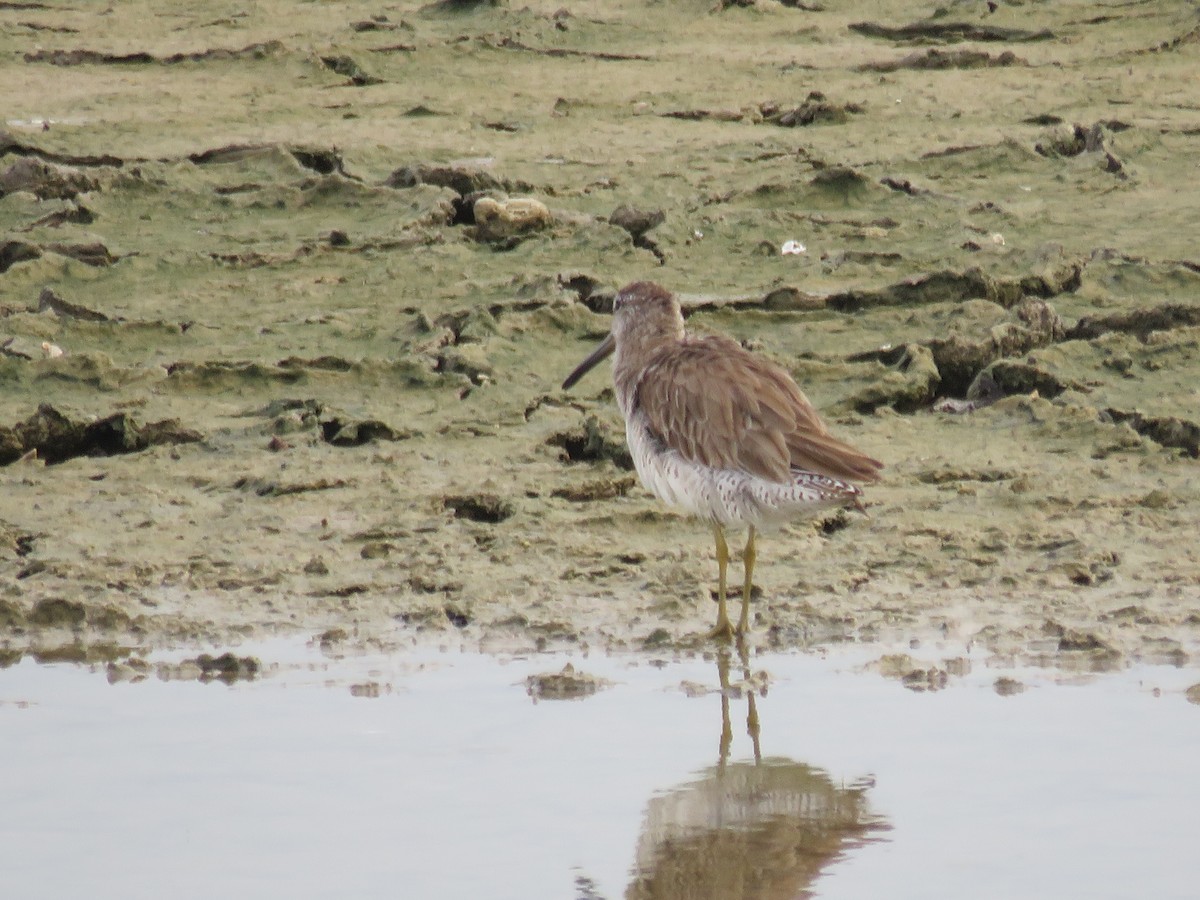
<box><xmin>2</xmin><ymin>641</ymin><xmax>1198</xmax><ymax>900</ymax></box>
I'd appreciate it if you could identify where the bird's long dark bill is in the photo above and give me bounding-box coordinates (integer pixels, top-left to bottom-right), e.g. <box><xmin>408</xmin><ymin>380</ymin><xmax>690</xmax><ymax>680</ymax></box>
<box><xmin>561</xmin><ymin>333</ymin><xmax>615</xmax><ymax>390</ymax></box>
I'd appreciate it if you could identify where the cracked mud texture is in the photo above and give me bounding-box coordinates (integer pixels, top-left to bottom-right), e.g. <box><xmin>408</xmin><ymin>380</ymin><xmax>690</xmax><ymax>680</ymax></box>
<box><xmin>1</xmin><ymin>0</ymin><xmax>1199</xmax><ymax>674</ymax></box>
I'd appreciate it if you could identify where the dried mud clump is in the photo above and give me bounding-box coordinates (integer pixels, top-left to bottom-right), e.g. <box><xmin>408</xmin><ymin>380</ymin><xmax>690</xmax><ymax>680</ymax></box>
<box><xmin>192</xmin><ymin>653</ymin><xmax>261</xmax><ymax>683</ymax></box>
<box><xmin>0</xmin><ymin>405</ymin><xmax>202</xmax><ymax>466</ymax></box>
<box><xmin>385</xmin><ymin>162</ymin><xmax>533</xmax><ymax>228</ymax></box>
<box><xmin>472</xmin><ymin>196</ymin><xmax>553</xmax><ymax>244</ymax></box>
<box><xmin>875</xmin><ymin>653</ymin><xmax>952</xmax><ymax>692</ymax></box>
<box><xmin>844</xmin><ymin>344</ymin><xmax>941</xmax><ymax>414</ymax></box>
<box><xmin>1035</xmin><ymin>122</ymin><xmax>1129</xmax><ymax>176</ymax></box>
<box><xmin>610</xmin><ymin>205</ymin><xmax>666</xmax><ymax>261</ymax></box>
<box><xmin>28</xmin><ymin>597</ymin><xmax>87</xmax><ymax>628</ymax></box>
<box><xmin>762</xmin><ymin>92</ymin><xmax>864</xmax><ymax>127</ymax></box>
<box><xmin>0</xmin><ymin>157</ymin><xmax>98</xmax><ymax>200</ymax></box>
<box><xmin>609</xmin><ymin>205</ymin><xmax>665</xmax><ymax>241</ymax></box>
<box><xmin>928</xmin><ymin>298</ymin><xmax>1066</xmax><ymax>397</ymax></box>
<box><xmin>525</xmin><ymin>663</ymin><xmax>610</xmax><ymax>701</ymax></box>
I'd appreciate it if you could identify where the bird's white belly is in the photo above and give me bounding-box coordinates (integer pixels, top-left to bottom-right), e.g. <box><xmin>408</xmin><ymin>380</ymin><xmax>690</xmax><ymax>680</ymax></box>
<box><xmin>625</xmin><ymin>414</ymin><xmax>853</xmax><ymax>529</ymax></box>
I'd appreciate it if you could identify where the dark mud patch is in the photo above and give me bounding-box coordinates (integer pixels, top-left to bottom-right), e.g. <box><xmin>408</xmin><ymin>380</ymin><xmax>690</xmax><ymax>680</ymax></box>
<box><xmin>385</xmin><ymin>162</ymin><xmax>521</xmax><ymax>195</ymax></box>
<box><xmin>320</xmin><ymin>417</ymin><xmax>415</xmax><ymax>447</ymax></box>
<box><xmin>319</xmin><ymin>54</ymin><xmax>382</xmax><ymax>86</ymax></box>
<box><xmin>859</xmin><ymin>48</ymin><xmax>1024</xmax><ymax>73</ymax></box>
<box><xmin>827</xmin><ymin>261</ymin><xmax>1082</xmax><ymax>314</ymax></box>
<box><xmin>1034</xmin><ymin>122</ymin><xmax>1128</xmax><ymax>177</ymax></box>
<box><xmin>189</xmin><ymin>143</ymin><xmax>351</xmax><ymax>178</ymax></box>
<box><xmin>0</xmin><ymin>239</ymin><xmax>116</xmax><ymax>272</ymax></box>
<box><xmin>551</xmin><ymin>474</ymin><xmax>638</xmax><ymax>502</ymax></box>
<box><xmin>977</xmin><ymin>359</ymin><xmax>1077</xmax><ymax>401</ymax></box>
<box><xmin>182</xmin><ymin>657</ymin><xmax>260</xmax><ymax>681</ymax></box>
<box><xmin>482</xmin><ymin>35</ymin><xmax>651</xmax><ymax>63</ymax></box>
<box><xmin>29</xmin><ymin>642</ymin><xmax>137</xmax><ymax>665</ymax></box>
<box><xmin>443</xmin><ymin>493</ymin><xmax>514</xmax><ymax>523</ymax></box>
<box><xmin>849</xmin><ymin>21</ymin><xmax>1055</xmax><ymax>44</ymax></box>
<box><xmin>24</xmin><ymin>41</ymin><xmax>284</xmax><ymax>66</ymax></box>
<box><xmin>0</xmin><ymin>404</ymin><xmax>202</xmax><ymax>465</ymax></box>
<box><xmin>28</xmin><ymin>597</ymin><xmax>86</xmax><ymax>628</ymax></box>
<box><xmin>23</xmin><ymin>205</ymin><xmax>96</xmax><ymax>229</ymax></box>
<box><xmin>0</xmin><ymin>132</ymin><xmax>125</xmax><ymax>168</ymax></box>
<box><xmin>1068</xmin><ymin>302</ymin><xmax>1200</xmax><ymax>341</ymax></box>
<box><xmin>661</xmin><ymin>108</ymin><xmax>749</xmax><ymax>123</ymax></box>
<box><xmin>1104</xmin><ymin>410</ymin><xmax>1200</xmax><ymax>458</ymax></box>
<box><xmin>0</xmin><ymin>598</ymin><xmax>26</xmax><ymax>629</ymax></box>
<box><xmin>234</xmin><ymin>476</ymin><xmax>350</xmax><ymax>498</ymax></box>
<box><xmin>548</xmin><ymin>416</ymin><xmax>634</xmax><ymax>470</ymax></box>
<box><xmin>15</xmin><ymin>597</ymin><xmax>138</xmax><ymax>635</ymax></box>
<box><xmin>34</xmin><ymin>287</ymin><xmax>114</xmax><ymax>322</ymax></box>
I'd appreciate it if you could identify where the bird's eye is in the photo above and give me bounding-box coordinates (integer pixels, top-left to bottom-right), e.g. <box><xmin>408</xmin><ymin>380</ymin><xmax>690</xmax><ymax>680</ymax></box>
<box><xmin>612</xmin><ymin>296</ymin><xmax>624</xmax><ymax>312</ymax></box>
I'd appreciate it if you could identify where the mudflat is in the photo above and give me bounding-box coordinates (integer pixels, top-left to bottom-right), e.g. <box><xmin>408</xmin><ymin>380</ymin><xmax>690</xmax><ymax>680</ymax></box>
<box><xmin>2</xmin><ymin>0</ymin><xmax>1198</xmax><ymax>674</ymax></box>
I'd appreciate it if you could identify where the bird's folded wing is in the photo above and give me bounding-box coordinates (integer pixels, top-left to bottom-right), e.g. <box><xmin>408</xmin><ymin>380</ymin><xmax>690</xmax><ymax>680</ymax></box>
<box><xmin>635</xmin><ymin>336</ymin><xmax>883</xmax><ymax>484</ymax></box>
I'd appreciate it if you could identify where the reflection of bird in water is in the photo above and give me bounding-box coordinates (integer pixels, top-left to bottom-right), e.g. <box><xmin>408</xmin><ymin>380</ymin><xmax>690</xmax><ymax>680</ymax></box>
<box><xmin>624</xmin><ymin>645</ymin><xmax>889</xmax><ymax>900</ymax></box>
<box><xmin>562</xmin><ymin>281</ymin><xmax>882</xmax><ymax>640</ymax></box>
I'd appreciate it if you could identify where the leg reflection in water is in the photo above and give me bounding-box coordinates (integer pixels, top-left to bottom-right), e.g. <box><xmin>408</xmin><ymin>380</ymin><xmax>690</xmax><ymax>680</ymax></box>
<box><xmin>626</xmin><ymin>641</ymin><xmax>890</xmax><ymax>900</ymax></box>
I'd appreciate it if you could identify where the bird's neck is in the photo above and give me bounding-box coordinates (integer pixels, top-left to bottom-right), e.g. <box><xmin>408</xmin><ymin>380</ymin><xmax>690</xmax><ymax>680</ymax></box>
<box><xmin>612</xmin><ymin>324</ymin><xmax>685</xmax><ymax>415</ymax></box>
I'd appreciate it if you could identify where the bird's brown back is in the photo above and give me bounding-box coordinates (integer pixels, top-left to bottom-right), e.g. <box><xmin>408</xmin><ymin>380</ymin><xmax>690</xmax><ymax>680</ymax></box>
<box><xmin>632</xmin><ymin>335</ymin><xmax>883</xmax><ymax>485</ymax></box>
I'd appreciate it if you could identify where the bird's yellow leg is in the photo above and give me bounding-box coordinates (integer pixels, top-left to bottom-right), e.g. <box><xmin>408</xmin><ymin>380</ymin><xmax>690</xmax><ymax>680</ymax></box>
<box><xmin>708</xmin><ymin>524</ymin><xmax>734</xmax><ymax>640</ymax></box>
<box><xmin>737</xmin><ymin>526</ymin><xmax>757</xmax><ymax>635</ymax></box>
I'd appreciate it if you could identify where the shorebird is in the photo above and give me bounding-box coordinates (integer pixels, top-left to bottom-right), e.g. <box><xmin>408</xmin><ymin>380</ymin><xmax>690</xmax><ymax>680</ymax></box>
<box><xmin>562</xmin><ymin>281</ymin><xmax>882</xmax><ymax>639</ymax></box>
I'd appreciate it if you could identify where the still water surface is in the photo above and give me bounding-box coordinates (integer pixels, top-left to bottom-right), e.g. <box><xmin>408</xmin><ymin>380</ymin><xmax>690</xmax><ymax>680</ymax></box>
<box><xmin>2</xmin><ymin>640</ymin><xmax>1198</xmax><ymax>900</ymax></box>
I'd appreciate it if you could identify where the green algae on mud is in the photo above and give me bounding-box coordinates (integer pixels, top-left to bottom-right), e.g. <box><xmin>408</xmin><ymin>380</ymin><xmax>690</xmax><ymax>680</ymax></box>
<box><xmin>1</xmin><ymin>0</ymin><xmax>1199</xmax><ymax>673</ymax></box>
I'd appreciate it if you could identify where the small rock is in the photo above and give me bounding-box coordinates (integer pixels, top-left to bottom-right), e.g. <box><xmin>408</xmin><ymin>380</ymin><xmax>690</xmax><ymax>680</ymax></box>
<box><xmin>609</xmin><ymin>204</ymin><xmax>664</xmax><ymax>241</ymax></box>
<box><xmin>472</xmin><ymin>196</ymin><xmax>553</xmax><ymax>242</ymax></box>
<box><xmin>994</xmin><ymin>677</ymin><xmax>1026</xmax><ymax>696</ymax></box>
<box><xmin>360</xmin><ymin>541</ymin><xmax>391</xmax><ymax>559</ymax></box>
<box><xmin>303</xmin><ymin>556</ymin><xmax>330</xmax><ymax>575</ymax></box>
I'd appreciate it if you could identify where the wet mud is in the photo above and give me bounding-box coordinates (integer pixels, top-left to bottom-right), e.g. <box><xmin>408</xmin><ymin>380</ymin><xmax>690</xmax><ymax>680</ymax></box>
<box><xmin>2</xmin><ymin>0</ymin><xmax>1199</xmax><ymax>674</ymax></box>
